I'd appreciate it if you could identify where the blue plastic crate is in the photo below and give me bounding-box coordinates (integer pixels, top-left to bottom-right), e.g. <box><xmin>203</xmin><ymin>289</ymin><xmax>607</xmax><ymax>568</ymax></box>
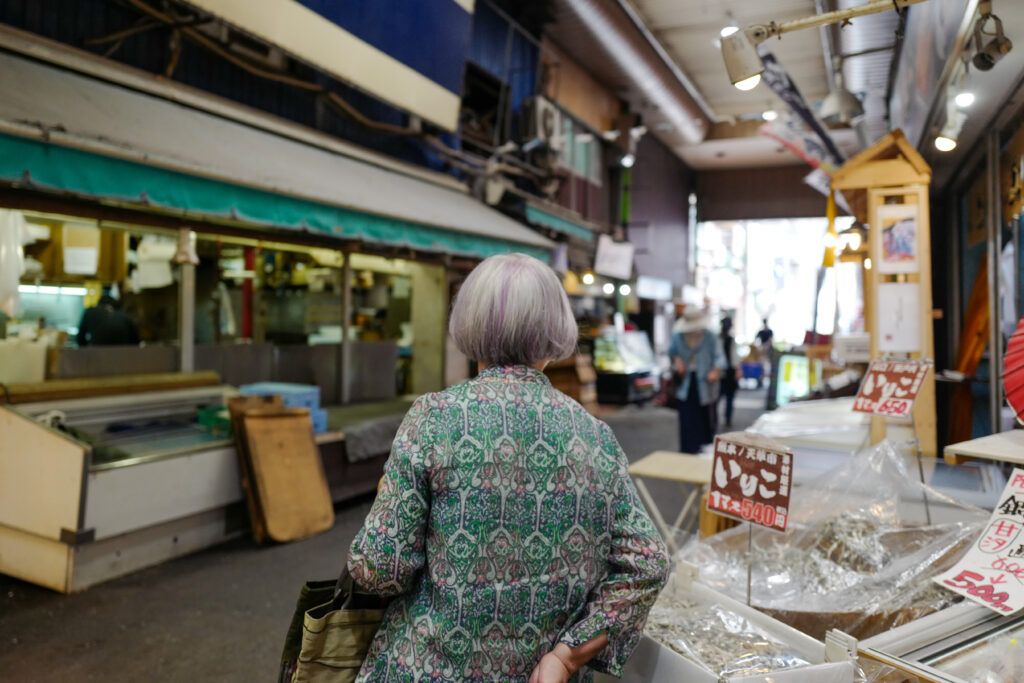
<box><xmin>239</xmin><ymin>382</ymin><xmax>320</xmax><ymax>411</ymax></box>
<box><xmin>309</xmin><ymin>408</ymin><xmax>328</xmax><ymax>434</ymax></box>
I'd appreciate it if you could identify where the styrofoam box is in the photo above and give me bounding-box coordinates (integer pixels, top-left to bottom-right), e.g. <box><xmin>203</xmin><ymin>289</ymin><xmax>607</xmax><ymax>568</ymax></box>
<box><xmin>239</xmin><ymin>382</ymin><xmax>320</xmax><ymax>410</ymax></box>
<box><xmin>595</xmin><ymin>579</ymin><xmax>857</xmax><ymax>683</ymax></box>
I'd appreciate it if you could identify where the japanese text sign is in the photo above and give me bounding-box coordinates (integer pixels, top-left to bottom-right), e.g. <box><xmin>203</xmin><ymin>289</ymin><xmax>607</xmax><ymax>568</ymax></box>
<box><xmin>853</xmin><ymin>359</ymin><xmax>932</xmax><ymax>418</ymax></box>
<box><xmin>706</xmin><ymin>433</ymin><xmax>793</xmax><ymax>532</ymax></box>
<box><xmin>935</xmin><ymin>468</ymin><xmax>1024</xmax><ymax>615</ymax></box>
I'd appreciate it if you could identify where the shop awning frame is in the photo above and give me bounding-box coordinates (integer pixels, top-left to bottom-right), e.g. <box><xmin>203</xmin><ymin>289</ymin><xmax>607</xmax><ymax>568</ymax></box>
<box><xmin>524</xmin><ymin>201</ymin><xmax>598</xmax><ymax>242</ymax></box>
<box><xmin>0</xmin><ymin>52</ymin><xmax>554</xmax><ymax>262</ymax></box>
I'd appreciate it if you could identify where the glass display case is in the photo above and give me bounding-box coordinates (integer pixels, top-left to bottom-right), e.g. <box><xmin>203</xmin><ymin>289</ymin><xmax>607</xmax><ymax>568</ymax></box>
<box><xmin>593</xmin><ymin>330</ymin><xmax>660</xmax><ymax>404</ymax></box>
<box><xmin>860</xmin><ymin>602</ymin><xmax>1024</xmax><ymax>682</ymax></box>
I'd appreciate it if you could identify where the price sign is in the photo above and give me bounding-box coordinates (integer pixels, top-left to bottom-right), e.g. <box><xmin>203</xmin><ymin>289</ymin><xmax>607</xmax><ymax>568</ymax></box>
<box><xmin>853</xmin><ymin>359</ymin><xmax>932</xmax><ymax>417</ymax></box>
<box><xmin>706</xmin><ymin>433</ymin><xmax>793</xmax><ymax>532</ymax></box>
<box><xmin>935</xmin><ymin>468</ymin><xmax>1024</xmax><ymax>615</ymax></box>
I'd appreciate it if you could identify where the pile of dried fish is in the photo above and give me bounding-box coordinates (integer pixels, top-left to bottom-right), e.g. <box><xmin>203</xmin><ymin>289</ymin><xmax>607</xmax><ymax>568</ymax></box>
<box><xmin>644</xmin><ymin>589</ymin><xmax>810</xmax><ymax>678</ymax></box>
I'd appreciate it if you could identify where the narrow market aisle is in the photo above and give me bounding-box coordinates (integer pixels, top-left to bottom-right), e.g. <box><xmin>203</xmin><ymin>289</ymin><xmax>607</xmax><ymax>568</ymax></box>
<box><xmin>0</xmin><ymin>387</ymin><xmax>769</xmax><ymax>682</ymax></box>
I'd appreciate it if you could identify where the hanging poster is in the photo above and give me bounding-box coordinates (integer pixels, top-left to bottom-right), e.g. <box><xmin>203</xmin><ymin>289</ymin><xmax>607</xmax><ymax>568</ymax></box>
<box><xmin>874</xmin><ymin>204</ymin><xmax>920</xmax><ymax>274</ymax></box>
<box><xmin>877</xmin><ymin>282</ymin><xmax>921</xmax><ymax>353</ymax></box>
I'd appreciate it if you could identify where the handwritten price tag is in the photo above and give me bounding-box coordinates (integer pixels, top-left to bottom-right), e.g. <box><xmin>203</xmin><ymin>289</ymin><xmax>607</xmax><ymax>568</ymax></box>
<box><xmin>935</xmin><ymin>468</ymin><xmax>1024</xmax><ymax>615</ymax></box>
<box><xmin>853</xmin><ymin>360</ymin><xmax>932</xmax><ymax>417</ymax></box>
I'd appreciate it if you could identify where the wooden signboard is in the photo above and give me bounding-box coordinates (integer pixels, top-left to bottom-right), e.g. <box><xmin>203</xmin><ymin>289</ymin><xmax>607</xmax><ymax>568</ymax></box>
<box><xmin>241</xmin><ymin>407</ymin><xmax>334</xmax><ymax>543</ymax></box>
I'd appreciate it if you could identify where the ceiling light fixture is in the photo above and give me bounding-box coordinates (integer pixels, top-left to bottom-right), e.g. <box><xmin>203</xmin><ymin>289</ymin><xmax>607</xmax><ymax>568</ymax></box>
<box><xmin>955</xmin><ymin>91</ymin><xmax>976</xmax><ymax>108</ymax></box>
<box><xmin>619</xmin><ymin>283</ymin><xmax>632</xmax><ymax>296</ymax></box>
<box><xmin>602</xmin><ymin>282</ymin><xmax>615</xmax><ymax>295</ymax></box>
<box><xmin>819</xmin><ymin>66</ymin><xmax>864</xmax><ymax>126</ymax></box>
<box><xmin>972</xmin><ymin>0</ymin><xmax>1012</xmax><ymax>71</ymax></box>
<box><xmin>582</xmin><ymin>272</ymin><xmax>595</xmax><ymax>285</ymax></box>
<box><xmin>620</xmin><ymin>153</ymin><xmax>636</xmax><ymax>168</ymax></box>
<box><xmin>721</xmin><ymin>0</ymin><xmax>929</xmax><ymax>90</ymax></box>
<box><xmin>720</xmin><ymin>25</ymin><xmax>739</xmax><ymax>38</ymax></box>
<box><xmin>935</xmin><ymin>96</ymin><xmax>967</xmax><ymax>152</ymax></box>
<box><xmin>762</xmin><ymin>110</ymin><xmax>779</xmax><ymax>121</ymax></box>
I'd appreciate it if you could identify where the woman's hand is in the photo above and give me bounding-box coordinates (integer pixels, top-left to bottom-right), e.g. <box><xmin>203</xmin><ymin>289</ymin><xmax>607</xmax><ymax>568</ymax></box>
<box><xmin>528</xmin><ymin>652</ymin><xmax>571</xmax><ymax>683</ymax></box>
<box><xmin>674</xmin><ymin>357</ymin><xmax>686</xmax><ymax>375</ymax></box>
<box><xmin>707</xmin><ymin>366</ymin><xmax>721</xmax><ymax>382</ymax></box>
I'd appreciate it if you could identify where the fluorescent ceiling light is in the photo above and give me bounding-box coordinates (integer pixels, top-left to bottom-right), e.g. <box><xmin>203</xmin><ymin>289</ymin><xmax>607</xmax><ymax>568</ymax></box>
<box><xmin>762</xmin><ymin>110</ymin><xmax>778</xmax><ymax>121</ymax></box>
<box><xmin>18</xmin><ymin>285</ymin><xmax>88</xmax><ymax>296</ymax></box>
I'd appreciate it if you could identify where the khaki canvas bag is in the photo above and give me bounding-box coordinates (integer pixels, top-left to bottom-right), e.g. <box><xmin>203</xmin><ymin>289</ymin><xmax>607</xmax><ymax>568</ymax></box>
<box><xmin>281</xmin><ymin>568</ymin><xmax>386</xmax><ymax>683</ymax></box>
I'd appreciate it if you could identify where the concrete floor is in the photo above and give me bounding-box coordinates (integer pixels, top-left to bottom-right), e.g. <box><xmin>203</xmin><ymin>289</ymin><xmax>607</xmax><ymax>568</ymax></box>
<box><xmin>0</xmin><ymin>389</ymin><xmax>767</xmax><ymax>682</ymax></box>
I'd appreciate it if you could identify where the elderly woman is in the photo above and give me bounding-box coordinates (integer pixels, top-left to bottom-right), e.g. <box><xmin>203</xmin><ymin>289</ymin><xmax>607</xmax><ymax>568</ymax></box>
<box><xmin>347</xmin><ymin>253</ymin><xmax>670</xmax><ymax>682</ymax></box>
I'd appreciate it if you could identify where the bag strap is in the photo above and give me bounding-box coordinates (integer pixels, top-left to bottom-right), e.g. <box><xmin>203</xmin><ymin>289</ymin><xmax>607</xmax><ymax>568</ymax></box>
<box><xmin>334</xmin><ymin>565</ymin><xmax>355</xmax><ymax>609</ymax></box>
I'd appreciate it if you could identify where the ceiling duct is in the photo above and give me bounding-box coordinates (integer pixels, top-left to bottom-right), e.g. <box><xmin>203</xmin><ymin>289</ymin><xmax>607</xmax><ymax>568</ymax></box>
<box><xmin>548</xmin><ymin>0</ymin><xmax>712</xmax><ymax>149</ymax></box>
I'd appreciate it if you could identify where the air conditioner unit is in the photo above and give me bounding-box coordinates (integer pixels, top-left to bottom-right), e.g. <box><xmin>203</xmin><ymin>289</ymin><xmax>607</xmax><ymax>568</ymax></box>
<box><xmin>524</xmin><ymin>96</ymin><xmax>564</xmax><ymax>152</ymax></box>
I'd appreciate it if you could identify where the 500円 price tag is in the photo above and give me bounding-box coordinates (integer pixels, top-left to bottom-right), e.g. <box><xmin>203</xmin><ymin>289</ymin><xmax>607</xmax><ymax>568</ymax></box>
<box><xmin>935</xmin><ymin>468</ymin><xmax>1024</xmax><ymax>614</ymax></box>
<box><xmin>706</xmin><ymin>432</ymin><xmax>794</xmax><ymax>533</ymax></box>
<box><xmin>853</xmin><ymin>359</ymin><xmax>932</xmax><ymax>418</ymax></box>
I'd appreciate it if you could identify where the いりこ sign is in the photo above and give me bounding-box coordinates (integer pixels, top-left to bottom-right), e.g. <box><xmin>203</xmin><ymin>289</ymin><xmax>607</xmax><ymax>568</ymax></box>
<box><xmin>853</xmin><ymin>359</ymin><xmax>932</xmax><ymax>418</ymax></box>
<box><xmin>707</xmin><ymin>433</ymin><xmax>794</xmax><ymax>533</ymax></box>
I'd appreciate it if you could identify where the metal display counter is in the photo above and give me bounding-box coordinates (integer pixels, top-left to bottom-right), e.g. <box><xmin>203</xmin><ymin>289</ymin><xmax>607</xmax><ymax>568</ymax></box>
<box><xmin>0</xmin><ymin>381</ymin><xmax>241</xmax><ymax>593</ymax></box>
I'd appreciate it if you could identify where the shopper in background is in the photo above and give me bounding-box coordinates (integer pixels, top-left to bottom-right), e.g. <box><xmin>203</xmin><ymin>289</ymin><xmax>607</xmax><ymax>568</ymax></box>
<box><xmin>347</xmin><ymin>253</ymin><xmax>670</xmax><ymax>683</ymax></box>
<box><xmin>76</xmin><ymin>293</ymin><xmax>139</xmax><ymax>346</ymax></box>
<box><xmin>718</xmin><ymin>316</ymin><xmax>742</xmax><ymax>428</ymax></box>
<box><xmin>669</xmin><ymin>307</ymin><xmax>726</xmax><ymax>453</ymax></box>
<box><xmin>755</xmin><ymin>318</ymin><xmax>774</xmax><ymax>389</ymax></box>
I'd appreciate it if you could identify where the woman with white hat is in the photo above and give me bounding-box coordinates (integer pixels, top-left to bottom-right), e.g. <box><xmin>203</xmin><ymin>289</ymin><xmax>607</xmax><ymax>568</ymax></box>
<box><xmin>668</xmin><ymin>307</ymin><xmax>726</xmax><ymax>453</ymax></box>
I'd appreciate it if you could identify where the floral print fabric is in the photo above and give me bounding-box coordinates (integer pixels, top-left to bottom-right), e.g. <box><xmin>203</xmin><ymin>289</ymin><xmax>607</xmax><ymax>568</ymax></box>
<box><xmin>348</xmin><ymin>364</ymin><xmax>670</xmax><ymax>682</ymax></box>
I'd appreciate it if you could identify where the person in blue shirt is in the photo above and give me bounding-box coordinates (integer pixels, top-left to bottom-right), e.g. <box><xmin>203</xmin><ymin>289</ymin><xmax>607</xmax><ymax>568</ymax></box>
<box><xmin>669</xmin><ymin>308</ymin><xmax>726</xmax><ymax>453</ymax></box>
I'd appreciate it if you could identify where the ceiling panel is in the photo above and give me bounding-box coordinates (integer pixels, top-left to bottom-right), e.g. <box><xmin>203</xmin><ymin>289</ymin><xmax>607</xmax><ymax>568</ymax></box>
<box><xmin>628</xmin><ymin>0</ymin><xmax>830</xmax><ymax>117</ymax></box>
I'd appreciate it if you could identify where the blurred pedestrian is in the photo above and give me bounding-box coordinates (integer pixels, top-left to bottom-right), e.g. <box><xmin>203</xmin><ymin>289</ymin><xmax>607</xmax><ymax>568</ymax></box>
<box><xmin>76</xmin><ymin>294</ymin><xmax>139</xmax><ymax>346</ymax></box>
<box><xmin>669</xmin><ymin>307</ymin><xmax>725</xmax><ymax>453</ymax></box>
<box><xmin>718</xmin><ymin>316</ymin><xmax>742</xmax><ymax>428</ymax></box>
<box><xmin>347</xmin><ymin>253</ymin><xmax>670</xmax><ymax>682</ymax></box>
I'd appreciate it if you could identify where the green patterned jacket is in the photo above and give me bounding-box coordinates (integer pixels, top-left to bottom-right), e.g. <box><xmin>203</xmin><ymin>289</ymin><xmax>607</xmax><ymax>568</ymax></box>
<box><xmin>348</xmin><ymin>364</ymin><xmax>670</xmax><ymax>682</ymax></box>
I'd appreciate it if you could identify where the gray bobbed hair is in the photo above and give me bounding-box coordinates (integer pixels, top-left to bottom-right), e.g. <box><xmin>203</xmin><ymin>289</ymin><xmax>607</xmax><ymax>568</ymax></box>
<box><xmin>449</xmin><ymin>253</ymin><xmax>578</xmax><ymax>366</ymax></box>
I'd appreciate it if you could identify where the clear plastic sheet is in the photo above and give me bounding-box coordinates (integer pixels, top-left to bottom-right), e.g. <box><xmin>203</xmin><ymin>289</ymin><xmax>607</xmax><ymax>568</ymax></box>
<box><xmin>682</xmin><ymin>440</ymin><xmax>989</xmax><ymax>640</ymax></box>
<box><xmin>931</xmin><ymin>624</ymin><xmax>1024</xmax><ymax>682</ymax></box>
<box><xmin>644</xmin><ymin>583</ymin><xmax>811</xmax><ymax>678</ymax></box>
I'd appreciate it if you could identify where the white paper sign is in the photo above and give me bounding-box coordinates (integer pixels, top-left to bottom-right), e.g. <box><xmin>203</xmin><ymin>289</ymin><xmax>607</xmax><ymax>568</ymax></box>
<box><xmin>935</xmin><ymin>468</ymin><xmax>1024</xmax><ymax>615</ymax></box>
<box><xmin>63</xmin><ymin>246</ymin><xmax>98</xmax><ymax>275</ymax></box>
<box><xmin>877</xmin><ymin>282</ymin><xmax>920</xmax><ymax>352</ymax></box>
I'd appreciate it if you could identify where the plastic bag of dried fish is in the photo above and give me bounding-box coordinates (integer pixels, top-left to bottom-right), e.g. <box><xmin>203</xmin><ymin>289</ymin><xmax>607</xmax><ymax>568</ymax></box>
<box><xmin>644</xmin><ymin>588</ymin><xmax>811</xmax><ymax>678</ymax></box>
<box><xmin>681</xmin><ymin>440</ymin><xmax>990</xmax><ymax>640</ymax></box>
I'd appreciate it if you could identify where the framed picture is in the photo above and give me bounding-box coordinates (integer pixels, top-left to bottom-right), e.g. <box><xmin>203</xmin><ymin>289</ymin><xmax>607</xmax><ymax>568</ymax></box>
<box><xmin>874</xmin><ymin>203</ymin><xmax>920</xmax><ymax>274</ymax></box>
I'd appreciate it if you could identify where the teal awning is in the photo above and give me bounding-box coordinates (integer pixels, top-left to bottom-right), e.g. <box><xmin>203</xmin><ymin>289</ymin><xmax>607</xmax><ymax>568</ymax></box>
<box><xmin>524</xmin><ymin>204</ymin><xmax>596</xmax><ymax>242</ymax></box>
<box><xmin>0</xmin><ymin>53</ymin><xmax>553</xmax><ymax>262</ymax></box>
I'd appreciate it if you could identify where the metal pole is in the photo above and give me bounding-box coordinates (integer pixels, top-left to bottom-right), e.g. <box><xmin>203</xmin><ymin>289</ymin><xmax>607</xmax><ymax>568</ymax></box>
<box><xmin>340</xmin><ymin>251</ymin><xmax>353</xmax><ymax>405</ymax></box>
<box><xmin>773</xmin><ymin>0</ymin><xmax>930</xmax><ymax>36</ymax></box>
<box><xmin>179</xmin><ymin>262</ymin><xmax>195</xmax><ymax>372</ymax></box>
<box><xmin>746</xmin><ymin>524</ymin><xmax>753</xmax><ymax>606</ymax></box>
<box><xmin>986</xmin><ymin>132</ymin><xmax>1002</xmax><ymax>434</ymax></box>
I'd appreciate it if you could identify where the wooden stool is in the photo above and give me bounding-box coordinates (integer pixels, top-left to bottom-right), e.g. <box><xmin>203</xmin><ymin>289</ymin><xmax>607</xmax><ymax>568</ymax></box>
<box><xmin>628</xmin><ymin>450</ymin><xmax>712</xmax><ymax>554</ymax></box>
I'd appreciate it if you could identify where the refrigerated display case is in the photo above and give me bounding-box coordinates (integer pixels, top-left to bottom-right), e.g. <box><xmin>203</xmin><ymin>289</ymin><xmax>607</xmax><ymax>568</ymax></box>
<box><xmin>593</xmin><ymin>330</ymin><xmax>660</xmax><ymax>404</ymax></box>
